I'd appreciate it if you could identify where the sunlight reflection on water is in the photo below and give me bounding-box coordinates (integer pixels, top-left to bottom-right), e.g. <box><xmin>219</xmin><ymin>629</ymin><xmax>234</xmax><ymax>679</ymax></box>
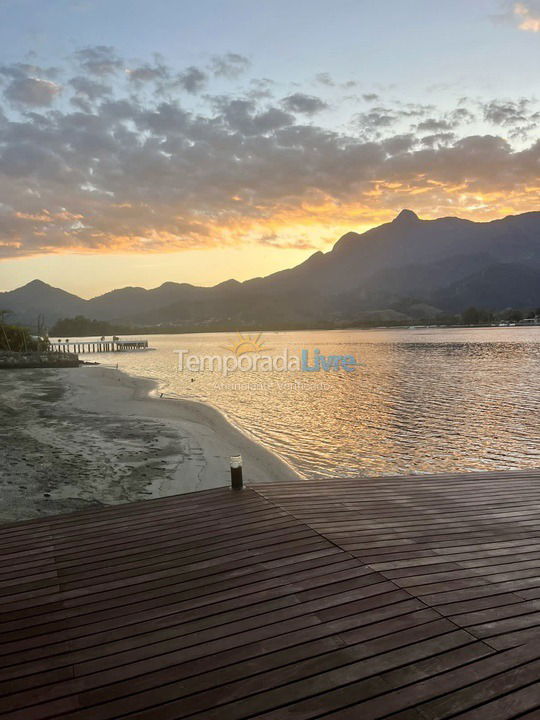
<box><xmin>79</xmin><ymin>327</ymin><xmax>540</xmax><ymax>478</ymax></box>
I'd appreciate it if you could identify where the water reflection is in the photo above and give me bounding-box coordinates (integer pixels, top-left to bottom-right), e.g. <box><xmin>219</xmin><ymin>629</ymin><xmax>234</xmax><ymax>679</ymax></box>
<box><xmin>79</xmin><ymin>327</ymin><xmax>540</xmax><ymax>478</ymax></box>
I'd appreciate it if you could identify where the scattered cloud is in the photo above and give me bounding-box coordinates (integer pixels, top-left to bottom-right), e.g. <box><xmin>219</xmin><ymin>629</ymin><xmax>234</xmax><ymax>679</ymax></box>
<box><xmin>248</xmin><ymin>78</ymin><xmax>275</xmax><ymax>100</ymax></box>
<box><xmin>482</xmin><ymin>98</ymin><xmax>540</xmax><ymax>137</ymax></box>
<box><xmin>420</xmin><ymin>132</ymin><xmax>457</xmax><ymax>147</ymax></box>
<box><xmin>73</xmin><ymin>46</ymin><xmax>123</xmax><ymax>75</ymax></box>
<box><xmin>177</xmin><ymin>66</ymin><xmax>207</xmax><ymax>94</ymax></box>
<box><xmin>127</xmin><ymin>62</ymin><xmax>169</xmax><ymax>86</ymax></box>
<box><xmin>0</xmin><ymin>63</ymin><xmax>61</xmax><ymax>107</ymax></box>
<box><xmin>217</xmin><ymin>98</ymin><xmax>294</xmax><ymax>135</ymax></box>
<box><xmin>449</xmin><ymin>107</ymin><xmax>476</xmax><ymax>125</ymax></box>
<box><xmin>315</xmin><ymin>72</ymin><xmax>335</xmax><ymax>87</ymax></box>
<box><xmin>514</xmin><ymin>1</ymin><xmax>540</xmax><ymax>31</ymax></box>
<box><xmin>490</xmin><ymin>1</ymin><xmax>540</xmax><ymax>31</ymax></box>
<box><xmin>4</xmin><ymin>76</ymin><xmax>60</xmax><ymax>107</ymax></box>
<box><xmin>314</xmin><ymin>73</ymin><xmax>357</xmax><ymax>90</ymax></box>
<box><xmin>416</xmin><ymin>118</ymin><xmax>453</xmax><ymax>133</ymax></box>
<box><xmin>210</xmin><ymin>53</ymin><xmax>250</xmax><ymax>78</ymax></box>
<box><xmin>257</xmin><ymin>233</ymin><xmax>319</xmax><ymax>250</ymax></box>
<box><xmin>483</xmin><ymin>98</ymin><xmax>528</xmax><ymax>124</ymax></box>
<box><xmin>69</xmin><ymin>76</ymin><xmax>111</xmax><ymax>101</ymax></box>
<box><xmin>281</xmin><ymin>93</ymin><xmax>328</xmax><ymax>115</ymax></box>
<box><xmin>356</xmin><ymin>106</ymin><xmax>399</xmax><ymax>131</ymax></box>
<box><xmin>0</xmin><ymin>46</ymin><xmax>539</xmax><ymax>260</ymax></box>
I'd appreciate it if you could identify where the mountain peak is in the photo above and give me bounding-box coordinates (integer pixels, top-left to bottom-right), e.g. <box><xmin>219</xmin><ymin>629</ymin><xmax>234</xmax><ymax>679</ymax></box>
<box><xmin>25</xmin><ymin>279</ymin><xmax>51</xmax><ymax>288</ymax></box>
<box><xmin>338</xmin><ymin>231</ymin><xmax>362</xmax><ymax>243</ymax></box>
<box><xmin>394</xmin><ymin>209</ymin><xmax>419</xmax><ymax>223</ymax></box>
<box><xmin>216</xmin><ymin>279</ymin><xmax>242</xmax><ymax>289</ymax></box>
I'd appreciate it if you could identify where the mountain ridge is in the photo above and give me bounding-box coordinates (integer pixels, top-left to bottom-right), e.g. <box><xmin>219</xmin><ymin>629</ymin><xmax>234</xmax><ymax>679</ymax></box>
<box><xmin>2</xmin><ymin>209</ymin><xmax>539</xmax><ymax>329</ymax></box>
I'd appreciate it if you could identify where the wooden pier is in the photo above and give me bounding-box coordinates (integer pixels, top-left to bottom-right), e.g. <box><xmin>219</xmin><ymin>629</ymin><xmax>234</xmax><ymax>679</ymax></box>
<box><xmin>48</xmin><ymin>339</ymin><xmax>149</xmax><ymax>353</ymax></box>
<box><xmin>2</xmin><ymin>468</ymin><xmax>540</xmax><ymax>718</ymax></box>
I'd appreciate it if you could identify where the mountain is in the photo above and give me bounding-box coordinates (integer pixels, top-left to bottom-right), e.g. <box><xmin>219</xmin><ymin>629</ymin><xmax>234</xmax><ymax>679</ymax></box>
<box><xmin>434</xmin><ymin>263</ymin><xmax>540</xmax><ymax>311</ymax></box>
<box><xmin>0</xmin><ymin>280</ymin><xmax>87</xmax><ymax>328</ymax></box>
<box><xmin>2</xmin><ymin>210</ymin><xmax>539</xmax><ymax>329</ymax></box>
<box><xmin>245</xmin><ymin>209</ymin><xmax>540</xmax><ymax>297</ymax></box>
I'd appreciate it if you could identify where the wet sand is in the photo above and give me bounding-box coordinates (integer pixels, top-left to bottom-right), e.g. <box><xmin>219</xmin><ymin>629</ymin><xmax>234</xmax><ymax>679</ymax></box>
<box><xmin>0</xmin><ymin>365</ymin><xmax>299</xmax><ymax>524</ymax></box>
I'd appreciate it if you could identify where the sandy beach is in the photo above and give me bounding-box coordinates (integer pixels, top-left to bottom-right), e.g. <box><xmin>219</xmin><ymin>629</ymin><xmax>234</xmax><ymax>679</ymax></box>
<box><xmin>0</xmin><ymin>364</ymin><xmax>299</xmax><ymax>524</ymax></box>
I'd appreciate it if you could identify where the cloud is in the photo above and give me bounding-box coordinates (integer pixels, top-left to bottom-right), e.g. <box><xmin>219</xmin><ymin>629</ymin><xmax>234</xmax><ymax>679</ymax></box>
<box><xmin>136</xmin><ymin>101</ymin><xmax>189</xmax><ymax>135</ymax></box>
<box><xmin>281</xmin><ymin>93</ymin><xmax>328</xmax><ymax>115</ymax></box>
<box><xmin>514</xmin><ymin>2</ymin><xmax>540</xmax><ymax>31</ymax></box>
<box><xmin>355</xmin><ymin>102</ymin><xmax>437</xmax><ymax>137</ymax></box>
<box><xmin>73</xmin><ymin>46</ymin><xmax>123</xmax><ymax>75</ymax></box>
<box><xmin>176</xmin><ymin>66</ymin><xmax>207</xmax><ymax>94</ymax></box>
<box><xmin>126</xmin><ymin>59</ymin><xmax>208</xmax><ymax>95</ymax></box>
<box><xmin>483</xmin><ymin>98</ymin><xmax>529</xmax><ymax>125</ymax></box>
<box><xmin>218</xmin><ymin>98</ymin><xmax>294</xmax><ymax>135</ymax></box>
<box><xmin>127</xmin><ymin>62</ymin><xmax>169</xmax><ymax>86</ymax></box>
<box><xmin>210</xmin><ymin>53</ymin><xmax>250</xmax><ymax>78</ymax></box>
<box><xmin>248</xmin><ymin>78</ymin><xmax>275</xmax><ymax>100</ymax></box>
<box><xmin>69</xmin><ymin>76</ymin><xmax>111</xmax><ymax>101</ymax></box>
<box><xmin>0</xmin><ymin>63</ymin><xmax>61</xmax><ymax>107</ymax></box>
<box><xmin>314</xmin><ymin>73</ymin><xmax>356</xmax><ymax>90</ymax></box>
<box><xmin>449</xmin><ymin>107</ymin><xmax>476</xmax><ymax>125</ymax></box>
<box><xmin>0</xmin><ymin>62</ymin><xmax>59</xmax><ymax>81</ymax></box>
<box><xmin>416</xmin><ymin>118</ymin><xmax>453</xmax><ymax>133</ymax></box>
<box><xmin>420</xmin><ymin>132</ymin><xmax>456</xmax><ymax>147</ymax></box>
<box><xmin>315</xmin><ymin>72</ymin><xmax>335</xmax><ymax>87</ymax></box>
<box><xmin>257</xmin><ymin>233</ymin><xmax>319</xmax><ymax>250</ymax></box>
<box><xmin>4</xmin><ymin>76</ymin><xmax>60</xmax><ymax>107</ymax></box>
<box><xmin>0</xmin><ymin>47</ymin><xmax>539</xmax><ymax>260</ymax></box>
<box><xmin>356</xmin><ymin>106</ymin><xmax>398</xmax><ymax>130</ymax></box>
<box><xmin>482</xmin><ymin>98</ymin><xmax>540</xmax><ymax>137</ymax></box>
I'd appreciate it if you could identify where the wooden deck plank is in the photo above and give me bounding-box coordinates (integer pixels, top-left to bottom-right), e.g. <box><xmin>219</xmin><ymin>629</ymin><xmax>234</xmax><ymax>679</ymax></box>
<box><xmin>257</xmin><ymin>470</ymin><xmax>540</xmax><ymax>655</ymax></box>
<box><xmin>2</xmin><ymin>469</ymin><xmax>540</xmax><ymax>719</ymax></box>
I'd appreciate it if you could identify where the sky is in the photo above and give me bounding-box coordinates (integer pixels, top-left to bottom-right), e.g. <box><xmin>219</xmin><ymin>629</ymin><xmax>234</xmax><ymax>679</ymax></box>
<box><xmin>0</xmin><ymin>0</ymin><xmax>539</xmax><ymax>297</ymax></box>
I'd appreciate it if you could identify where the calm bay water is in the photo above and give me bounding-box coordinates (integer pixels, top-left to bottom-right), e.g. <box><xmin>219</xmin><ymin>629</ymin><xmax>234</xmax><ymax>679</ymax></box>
<box><xmin>79</xmin><ymin>327</ymin><xmax>540</xmax><ymax>478</ymax></box>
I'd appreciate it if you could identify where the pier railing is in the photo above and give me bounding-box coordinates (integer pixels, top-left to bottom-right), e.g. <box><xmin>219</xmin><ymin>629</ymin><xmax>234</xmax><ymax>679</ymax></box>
<box><xmin>48</xmin><ymin>339</ymin><xmax>149</xmax><ymax>353</ymax></box>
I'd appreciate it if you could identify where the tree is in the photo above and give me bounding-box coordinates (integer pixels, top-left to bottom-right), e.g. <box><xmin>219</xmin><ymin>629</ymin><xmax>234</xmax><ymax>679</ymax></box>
<box><xmin>50</xmin><ymin>316</ymin><xmax>120</xmax><ymax>337</ymax></box>
<box><xmin>507</xmin><ymin>309</ymin><xmax>524</xmax><ymax>322</ymax></box>
<box><xmin>461</xmin><ymin>307</ymin><xmax>481</xmax><ymax>325</ymax></box>
<box><xmin>0</xmin><ymin>323</ymin><xmax>41</xmax><ymax>352</ymax></box>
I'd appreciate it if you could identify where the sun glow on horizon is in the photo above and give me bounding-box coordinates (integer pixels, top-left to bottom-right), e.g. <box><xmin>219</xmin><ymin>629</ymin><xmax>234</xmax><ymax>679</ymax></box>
<box><xmin>1</xmin><ymin>187</ymin><xmax>540</xmax><ymax>297</ymax></box>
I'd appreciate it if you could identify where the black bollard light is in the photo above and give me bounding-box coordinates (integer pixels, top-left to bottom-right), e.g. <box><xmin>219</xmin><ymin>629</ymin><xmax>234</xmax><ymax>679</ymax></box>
<box><xmin>230</xmin><ymin>455</ymin><xmax>243</xmax><ymax>490</ymax></box>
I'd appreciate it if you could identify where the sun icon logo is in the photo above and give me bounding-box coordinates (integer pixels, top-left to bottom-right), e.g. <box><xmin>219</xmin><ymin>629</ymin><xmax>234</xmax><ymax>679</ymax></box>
<box><xmin>223</xmin><ymin>332</ymin><xmax>269</xmax><ymax>356</ymax></box>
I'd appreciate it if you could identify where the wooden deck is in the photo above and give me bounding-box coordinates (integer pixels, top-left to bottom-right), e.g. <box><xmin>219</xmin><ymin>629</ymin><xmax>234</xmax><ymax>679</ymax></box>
<box><xmin>1</xmin><ymin>470</ymin><xmax>540</xmax><ymax>719</ymax></box>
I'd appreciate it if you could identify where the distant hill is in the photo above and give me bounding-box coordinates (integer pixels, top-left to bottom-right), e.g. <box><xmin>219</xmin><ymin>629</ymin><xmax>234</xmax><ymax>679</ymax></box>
<box><xmin>2</xmin><ymin>209</ymin><xmax>539</xmax><ymax>329</ymax></box>
<box><xmin>0</xmin><ymin>280</ymin><xmax>87</xmax><ymax>328</ymax></box>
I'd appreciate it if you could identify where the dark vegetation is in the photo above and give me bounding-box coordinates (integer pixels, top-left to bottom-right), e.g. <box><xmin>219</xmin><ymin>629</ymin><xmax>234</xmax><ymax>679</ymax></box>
<box><xmin>0</xmin><ymin>310</ymin><xmax>47</xmax><ymax>351</ymax></box>
<box><xmin>47</xmin><ymin>305</ymin><xmax>540</xmax><ymax>336</ymax></box>
<box><xmin>49</xmin><ymin>316</ymin><xmax>130</xmax><ymax>337</ymax></box>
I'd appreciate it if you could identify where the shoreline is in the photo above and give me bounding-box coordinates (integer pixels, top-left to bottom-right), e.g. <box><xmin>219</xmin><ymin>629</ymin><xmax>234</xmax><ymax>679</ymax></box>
<box><xmin>71</xmin><ymin>363</ymin><xmax>302</xmax><ymax>487</ymax></box>
<box><xmin>0</xmin><ymin>365</ymin><xmax>300</xmax><ymax>524</ymax></box>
